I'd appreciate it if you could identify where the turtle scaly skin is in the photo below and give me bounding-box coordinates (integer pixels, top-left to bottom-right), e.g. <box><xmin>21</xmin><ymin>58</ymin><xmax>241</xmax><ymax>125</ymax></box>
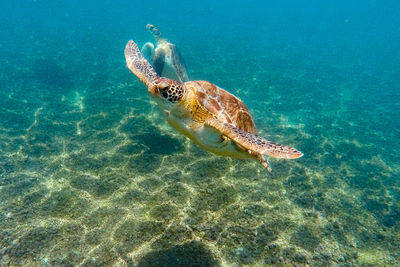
<box><xmin>125</xmin><ymin>40</ymin><xmax>303</xmax><ymax>170</ymax></box>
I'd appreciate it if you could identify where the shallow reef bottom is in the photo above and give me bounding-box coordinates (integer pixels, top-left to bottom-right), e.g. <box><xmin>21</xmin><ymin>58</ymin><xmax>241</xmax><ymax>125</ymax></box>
<box><xmin>0</xmin><ymin>50</ymin><xmax>399</xmax><ymax>266</ymax></box>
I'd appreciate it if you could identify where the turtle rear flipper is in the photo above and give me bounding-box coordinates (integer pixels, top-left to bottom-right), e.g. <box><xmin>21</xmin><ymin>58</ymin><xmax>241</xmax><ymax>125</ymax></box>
<box><xmin>206</xmin><ymin>117</ymin><xmax>303</xmax><ymax>161</ymax></box>
<box><xmin>125</xmin><ymin>40</ymin><xmax>159</xmax><ymax>87</ymax></box>
<box><xmin>146</xmin><ymin>24</ymin><xmax>162</xmax><ymax>41</ymax></box>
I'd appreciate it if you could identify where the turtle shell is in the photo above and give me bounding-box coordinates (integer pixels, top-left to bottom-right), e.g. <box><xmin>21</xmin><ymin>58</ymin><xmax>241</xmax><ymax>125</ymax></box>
<box><xmin>187</xmin><ymin>80</ymin><xmax>257</xmax><ymax>134</ymax></box>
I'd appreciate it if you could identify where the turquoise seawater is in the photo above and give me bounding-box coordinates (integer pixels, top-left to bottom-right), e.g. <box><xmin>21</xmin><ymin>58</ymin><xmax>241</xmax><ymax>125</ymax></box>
<box><xmin>1</xmin><ymin>0</ymin><xmax>399</xmax><ymax>266</ymax></box>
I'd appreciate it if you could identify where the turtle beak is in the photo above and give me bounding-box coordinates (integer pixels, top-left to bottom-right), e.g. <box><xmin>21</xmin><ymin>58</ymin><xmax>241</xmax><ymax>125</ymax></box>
<box><xmin>149</xmin><ymin>81</ymin><xmax>170</xmax><ymax>98</ymax></box>
<box><xmin>148</xmin><ymin>84</ymin><xmax>159</xmax><ymax>96</ymax></box>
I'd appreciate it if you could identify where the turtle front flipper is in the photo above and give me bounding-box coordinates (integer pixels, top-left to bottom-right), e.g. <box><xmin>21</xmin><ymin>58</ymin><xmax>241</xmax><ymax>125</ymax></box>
<box><xmin>125</xmin><ymin>40</ymin><xmax>159</xmax><ymax>87</ymax></box>
<box><xmin>141</xmin><ymin>42</ymin><xmax>155</xmax><ymax>62</ymax></box>
<box><xmin>152</xmin><ymin>48</ymin><xmax>166</xmax><ymax>78</ymax></box>
<box><xmin>205</xmin><ymin>117</ymin><xmax>303</xmax><ymax>168</ymax></box>
<box><xmin>170</xmin><ymin>45</ymin><xmax>189</xmax><ymax>83</ymax></box>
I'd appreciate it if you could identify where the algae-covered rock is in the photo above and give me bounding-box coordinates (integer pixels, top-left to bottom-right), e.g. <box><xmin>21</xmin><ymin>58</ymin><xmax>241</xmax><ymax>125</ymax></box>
<box><xmin>116</xmin><ymin>188</ymin><xmax>148</xmax><ymax>206</ymax></box>
<box><xmin>0</xmin><ymin>174</ymin><xmax>39</xmax><ymax>199</ymax></box>
<box><xmin>382</xmin><ymin>205</ymin><xmax>400</xmax><ymax>228</ymax></box>
<box><xmin>139</xmin><ymin>177</ymin><xmax>163</xmax><ymax>192</ymax></box>
<box><xmin>136</xmin><ymin>133</ymin><xmax>184</xmax><ymax>155</ymax></box>
<box><xmin>293</xmin><ymin>191</ymin><xmax>320</xmax><ymax>208</ymax></box>
<box><xmin>22</xmin><ymin>188</ymin><xmax>48</xmax><ymax>206</ymax></box>
<box><xmin>66</xmin><ymin>154</ymin><xmax>105</xmax><ymax>172</ymax></box>
<box><xmin>151</xmin><ymin>224</ymin><xmax>193</xmax><ymax>250</ymax></box>
<box><xmin>6</xmin><ymin>226</ymin><xmax>59</xmax><ymax>258</ymax></box>
<box><xmin>70</xmin><ymin>173</ymin><xmax>128</xmax><ymax>197</ymax></box>
<box><xmin>290</xmin><ymin>225</ymin><xmax>321</xmax><ymax>251</ymax></box>
<box><xmin>192</xmin><ymin>183</ymin><xmax>237</xmax><ymax>211</ymax></box>
<box><xmin>184</xmin><ymin>158</ymin><xmax>230</xmax><ymax>183</ymax></box>
<box><xmin>162</xmin><ymin>182</ymin><xmax>190</xmax><ymax>203</ymax></box>
<box><xmin>149</xmin><ymin>203</ymin><xmax>179</xmax><ymax>222</ymax></box>
<box><xmin>162</xmin><ymin>170</ymin><xmax>184</xmax><ymax>183</ymax></box>
<box><xmin>83</xmin><ymin>207</ymin><xmax>126</xmax><ymax>228</ymax></box>
<box><xmin>40</xmin><ymin>189</ymin><xmax>90</xmax><ymax>219</ymax></box>
<box><xmin>117</xmin><ymin>143</ymin><xmax>144</xmax><ymax>155</ymax></box>
<box><xmin>80</xmin><ymin>242</ymin><xmax>119</xmax><ymax>267</ymax></box>
<box><xmin>263</xmin><ymin>243</ymin><xmax>283</xmax><ymax>265</ymax></box>
<box><xmin>128</xmin><ymin>153</ymin><xmax>162</xmax><ymax>174</ymax></box>
<box><xmin>113</xmin><ymin>219</ymin><xmax>165</xmax><ymax>253</ymax></box>
<box><xmin>138</xmin><ymin>241</ymin><xmax>219</xmax><ymax>267</ymax></box>
<box><xmin>282</xmin><ymin>247</ymin><xmax>309</xmax><ymax>264</ymax></box>
<box><xmin>85</xmin><ymin>228</ymin><xmax>104</xmax><ymax>245</ymax></box>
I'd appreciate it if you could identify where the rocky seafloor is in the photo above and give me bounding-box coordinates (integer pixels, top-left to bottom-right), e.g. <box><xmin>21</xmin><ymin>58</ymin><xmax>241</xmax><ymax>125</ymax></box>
<box><xmin>0</xmin><ymin>38</ymin><xmax>399</xmax><ymax>266</ymax></box>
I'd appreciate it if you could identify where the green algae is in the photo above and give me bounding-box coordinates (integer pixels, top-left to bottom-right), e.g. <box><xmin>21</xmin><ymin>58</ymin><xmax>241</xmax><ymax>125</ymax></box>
<box><xmin>290</xmin><ymin>225</ymin><xmax>321</xmax><ymax>252</ymax></box>
<box><xmin>114</xmin><ymin>219</ymin><xmax>166</xmax><ymax>253</ymax></box>
<box><xmin>6</xmin><ymin>226</ymin><xmax>60</xmax><ymax>259</ymax></box>
<box><xmin>138</xmin><ymin>241</ymin><xmax>219</xmax><ymax>267</ymax></box>
<box><xmin>149</xmin><ymin>203</ymin><xmax>179</xmax><ymax>222</ymax></box>
<box><xmin>41</xmin><ymin>189</ymin><xmax>90</xmax><ymax>219</ymax></box>
<box><xmin>80</xmin><ymin>242</ymin><xmax>120</xmax><ymax>267</ymax></box>
<box><xmin>128</xmin><ymin>154</ymin><xmax>162</xmax><ymax>174</ymax></box>
<box><xmin>83</xmin><ymin>207</ymin><xmax>127</xmax><ymax>228</ymax></box>
<box><xmin>192</xmin><ymin>183</ymin><xmax>237</xmax><ymax>212</ymax></box>
<box><xmin>70</xmin><ymin>172</ymin><xmax>128</xmax><ymax>198</ymax></box>
<box><xmin>151</xmin><ymin>224</ymin><xmax>193</xmax><ymax>250</ymax></box>
<box><xmin>162</xmin><ymin>182</ymin><xmax>191</xmax><ymax>203</ymax></box>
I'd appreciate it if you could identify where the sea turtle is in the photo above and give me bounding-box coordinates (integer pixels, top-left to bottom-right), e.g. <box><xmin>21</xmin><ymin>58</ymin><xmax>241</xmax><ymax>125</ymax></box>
<box><xmin>125</xmin><ymin>40</ymin><xmax>303</xmax><ymax>170</ymax></box>
<box><xmin>141</xmin><ymin>24</ymin><xmax>189</xmax><ymax>83</ymax></box>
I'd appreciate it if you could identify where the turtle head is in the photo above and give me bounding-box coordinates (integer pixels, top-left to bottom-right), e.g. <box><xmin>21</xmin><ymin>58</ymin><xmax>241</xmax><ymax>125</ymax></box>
<box><xmin>150</xmin><ymin>78</ymin><xmax>185</xmax><ymax>105</ymax></box>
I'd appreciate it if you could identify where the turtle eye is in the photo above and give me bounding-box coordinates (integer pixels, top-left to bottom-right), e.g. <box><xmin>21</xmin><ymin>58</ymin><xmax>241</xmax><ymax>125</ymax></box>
<box><xmin>162</xmin><ymin>91</ymin><xmax>169</xmax><ymax>98</ymax></box>
<box><xmin>158</xmin><ymin>82</ymin><xmax>170</xmax><ymax>98</ymax></box>
<box><xmin>158</xmin><ymin>81</ymin><xmax>170</xmax><ymax>92</ymax></box>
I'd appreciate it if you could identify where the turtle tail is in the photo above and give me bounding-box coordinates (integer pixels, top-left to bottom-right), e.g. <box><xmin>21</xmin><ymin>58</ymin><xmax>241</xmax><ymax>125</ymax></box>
<box><xmin>146</xmin><ymin>24</ymin><xmax>162</xmax><ymax>42</ymax></box>
<box><xmin>125</xmin><ymin>40</ymin><xmax>159</xmax><ymax>87</ymax></box>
